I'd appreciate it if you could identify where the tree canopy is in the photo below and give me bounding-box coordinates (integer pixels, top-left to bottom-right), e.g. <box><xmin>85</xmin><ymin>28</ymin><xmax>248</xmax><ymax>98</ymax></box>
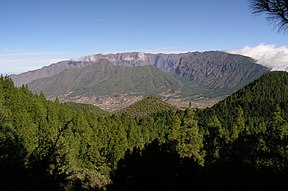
<box><xmin>2</xmin><ymin>72</ymin><xmax>288</xmax><ymax>190</ymax></box>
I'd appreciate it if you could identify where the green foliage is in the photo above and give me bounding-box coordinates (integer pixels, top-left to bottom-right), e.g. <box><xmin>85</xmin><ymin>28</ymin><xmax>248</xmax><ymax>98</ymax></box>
<box><xmin>2</xmin><ymin>71</ymin><xmax>288</xmax><ymax>190</ymax></box>
<box><xmin>117</xmin><ymin>96</ymin><xmax>176</xmax><ymax>117</ymax></box>
<box><xmin>168</xmin><ymin>115</ymin><xmax>181</xmax><ymax>141</ymax></box>
<box><xmin>65</xmin><ymin>102</ymin><xmax>108</xmax><ymax>116</ymax></box>
<box><xmin>177</xmin><ymin>124</ymin><xmax>205</xmax><ymax>165</ymax></box>
<box><xmin>176</xmin><ymin>108</ymin><xmax>205</xmax><ymax>165</ymax></box>
<box><xmin>199</xmin><ymin>71</ymin><xmax>288</xmax><ymax>170</ymax></box>
<box><xmin>0</xmin><ymin>76</ymin><xmax>185</xmax><ymax>190</ymax></box>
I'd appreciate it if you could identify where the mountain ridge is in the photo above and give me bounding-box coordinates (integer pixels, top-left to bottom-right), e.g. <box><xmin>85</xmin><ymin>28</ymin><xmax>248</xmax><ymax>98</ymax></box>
<box><xmin>11</xmin><ymin>51</ymin><xmax>269</xmax><ymax>87</ymax></box>
<box><xmin>11</xmin><ymin>51</ymin><xmax>269</xmax><ymax>110</ymax></box>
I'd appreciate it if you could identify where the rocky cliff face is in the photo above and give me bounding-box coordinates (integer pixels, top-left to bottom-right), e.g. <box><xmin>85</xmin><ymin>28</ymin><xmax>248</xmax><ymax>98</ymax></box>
<box><xmin>173</xmin><ymin>51</ymin><xmax>266</xmax><ymax>89</ymax></box>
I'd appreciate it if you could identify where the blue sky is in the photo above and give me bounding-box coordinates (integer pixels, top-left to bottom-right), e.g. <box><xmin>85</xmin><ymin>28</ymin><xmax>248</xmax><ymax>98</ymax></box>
<box><xmin>1</xmin><ymin>0</ymin><xmax>288</xmax><ymax>74</ymax></box>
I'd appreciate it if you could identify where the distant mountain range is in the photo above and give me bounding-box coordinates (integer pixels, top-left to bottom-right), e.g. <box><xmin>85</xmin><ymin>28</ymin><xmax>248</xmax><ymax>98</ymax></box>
<box><xmin>11</xmin><ymin>51</ymin><xmax>269</xmax><ymax>110</ymax></box>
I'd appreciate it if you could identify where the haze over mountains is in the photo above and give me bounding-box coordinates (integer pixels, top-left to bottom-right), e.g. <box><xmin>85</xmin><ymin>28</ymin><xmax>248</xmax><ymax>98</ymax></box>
<box><xmin>11</xmin><ymin>51</ymin><xmax>269</xmax><ymax>111</ymax></box>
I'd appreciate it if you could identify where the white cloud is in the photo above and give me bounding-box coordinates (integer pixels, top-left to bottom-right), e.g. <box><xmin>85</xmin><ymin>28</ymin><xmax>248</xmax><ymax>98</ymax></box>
<box><xmin>0</xmin><ymin>50</ymin><xmax>71</xmax><ymax>75</ymax></box>
<box><xmin>143</xmin><ymin>47</ymin><xmax>194</xmax><ymax>54</ymax></box>
<box><xmin>104</xmin><ymin>47</ymin><xmax>195</xmax><ymax>54</ymax></box>
<box><xmin>228</xmin><ymin>44</ymin><xmax>288</xmax><ymax>71</ymax></box>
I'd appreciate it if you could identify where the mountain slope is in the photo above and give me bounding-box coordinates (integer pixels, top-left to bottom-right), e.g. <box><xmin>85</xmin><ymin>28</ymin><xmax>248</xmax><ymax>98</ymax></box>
<box><xmin>174</xmin><ymin>51</ymin><xmax>266</xmax><ymax>89</ymax></box>
<box><xmin>28</xmin><ymin>59</ymin><xmax>207</xmax><ymax>97</ymax></box>
<box><xmin>12</xmin><ymin>51</ymin><xmax>269</xmax><ymax>110</ymax></box>
<box><xmin>12</xmin><ymin>51</ymin><xmax>269</xmax><ymax>89</ymax></box>
<box><xmin>196</xmin><ymin>71</ymin><xmax>288</xmax><ymax>178</ymax></box>
<box><xmin>27</xmin><ymin>59</ymin><xmax>210</xmax><ymax>110</ymax></box>
<box><xmin>204</xmin><ymin>71</ymin><xmax>288</xmax><ymax>129</ymax></box>
<box><xmin>10</xmin><ymin>60</ymin><xmax>92</xmax><ymax>86</ymax></box>
<box><xmin>67</xmin><ymin>51</ymin><xmax>270</xmax><ymax>90</ymax></box>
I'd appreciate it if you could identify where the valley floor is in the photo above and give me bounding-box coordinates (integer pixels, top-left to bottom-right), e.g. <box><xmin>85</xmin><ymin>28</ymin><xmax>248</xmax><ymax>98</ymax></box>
<box><xmin>60</xmin><ymin>94</ymin><xmax>226</xmax><ymax>112</ymax></box>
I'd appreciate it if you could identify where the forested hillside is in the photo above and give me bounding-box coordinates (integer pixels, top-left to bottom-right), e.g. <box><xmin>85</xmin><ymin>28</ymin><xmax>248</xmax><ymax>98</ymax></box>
<box><xmin>0</xmin><ymin>75</ymin><xmax>203</xmax><ymax>190</ymax></box>
<box><xmin>1</xmin><ymin>72</ymin><xmax>288</xmax><ymax>191</ymax></box>
<box><xmin>116</xmin><ymin>96</ymin><xmax>176</xmax><ymax>117</ymax></box>
<box><xmin>199</xmin><ymin>71</ymin><xmax>288</xmax><ymax>170</ymax></box>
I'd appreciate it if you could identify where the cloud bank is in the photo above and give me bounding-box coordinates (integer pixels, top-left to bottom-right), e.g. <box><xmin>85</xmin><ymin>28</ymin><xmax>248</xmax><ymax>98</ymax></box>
<box><xmin>228</xmin><ymin>44</ymin><xmax>288</xmax><ymax>71</ymax></box>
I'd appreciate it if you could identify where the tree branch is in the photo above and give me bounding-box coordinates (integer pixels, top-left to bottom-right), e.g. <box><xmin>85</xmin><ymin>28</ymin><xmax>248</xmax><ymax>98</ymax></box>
<box><xmin>250</xmin><ymin>0</ymin><xmax>288</xmax><ymax>32</ymax></box>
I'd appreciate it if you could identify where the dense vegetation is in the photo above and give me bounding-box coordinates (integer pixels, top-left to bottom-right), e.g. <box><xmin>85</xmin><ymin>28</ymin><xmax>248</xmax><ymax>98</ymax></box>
<box><xmin>116</xmin><ymin>96</ymin><xmax>176</xmax><ymax>117</ymax></box>
<box><xmin>1</xmin><ymin>71</ymin><xmax>288</xmax><ymax>190</ymax></box>
<box><xmin>65</xmin><ymin>102</ymin><xmax>108</xmax><ymax>116</ymax></box>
